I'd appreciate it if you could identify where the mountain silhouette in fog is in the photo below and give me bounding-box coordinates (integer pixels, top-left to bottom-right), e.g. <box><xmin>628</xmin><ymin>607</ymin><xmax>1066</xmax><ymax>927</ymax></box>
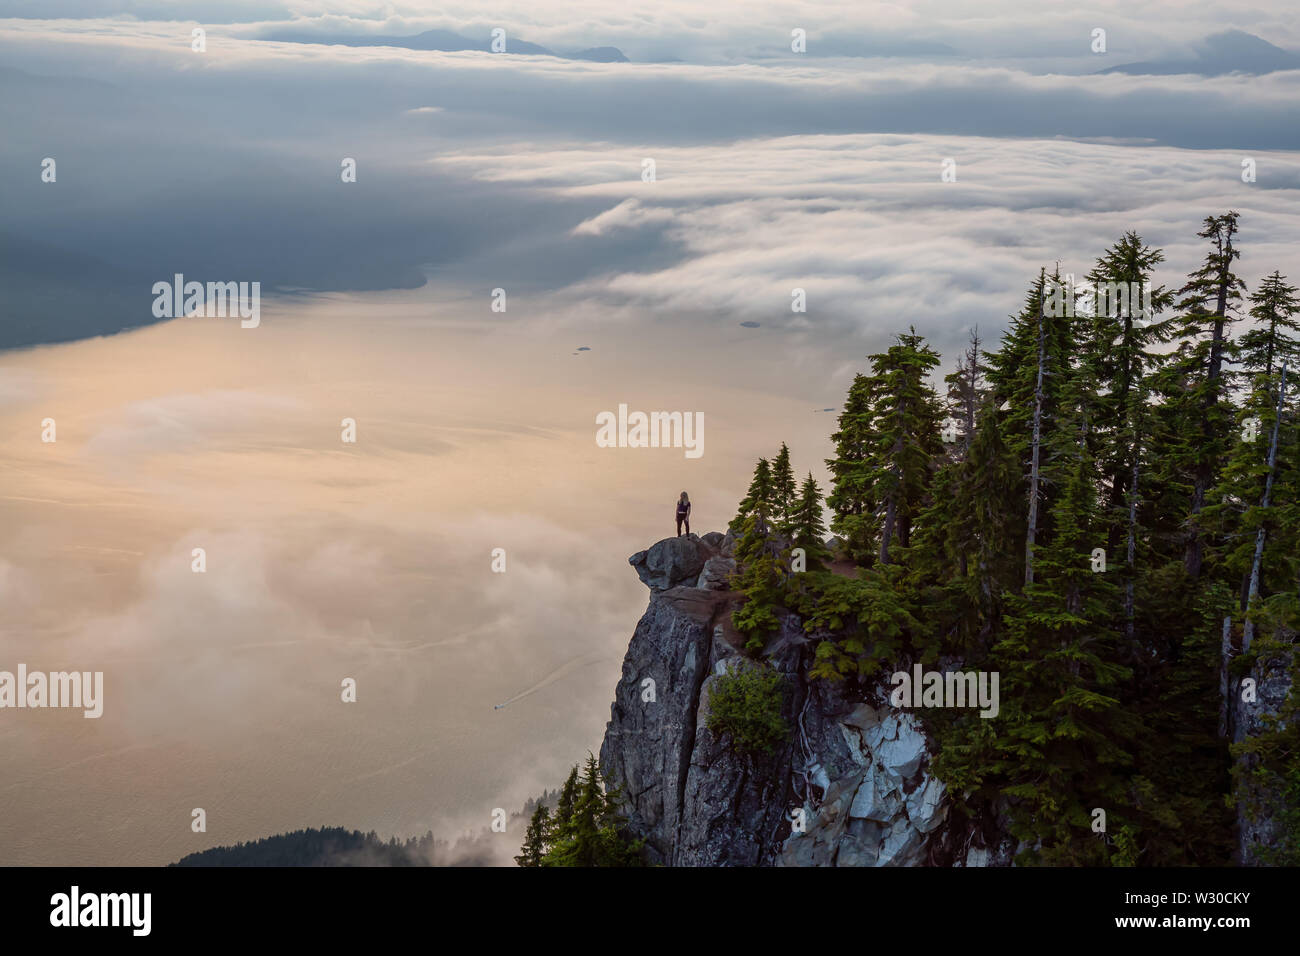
<box><xmin>1098</xmin><ymin>30</ymin><xmax>1300</xmax><ymax>76</ymax></box>
<box><xmin>0</xmin><ymin>232</ymin><xmax>151</xmax><ymax>349</ymax></box>
<box><xmin>267</xmin><ymin>27</ymin><xmax>629</xmax><ymax>62</ymax></box>
<box><xmin>170</xmin><ymin>827</ymin><xmax>474</xmax><ymax>866</ymax></box>
<box><xmin>171</xmin><ymin>793</ymin><xmax>556</xmax><ymax>866</ymax></box>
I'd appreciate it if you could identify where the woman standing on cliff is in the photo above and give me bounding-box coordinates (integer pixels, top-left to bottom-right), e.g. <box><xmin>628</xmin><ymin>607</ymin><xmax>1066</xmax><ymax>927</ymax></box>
<box><xmin>675</xmin><ymin>491</ymin><xmax>691</xmax><ymax>537</ymax></box>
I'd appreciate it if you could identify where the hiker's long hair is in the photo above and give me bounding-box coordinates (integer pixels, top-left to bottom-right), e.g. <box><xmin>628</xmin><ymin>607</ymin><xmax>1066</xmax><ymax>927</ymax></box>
<box><xmin>679</xmin><ymin>491</ymin><xmax>690</xmax><ymax>505</ymax></box>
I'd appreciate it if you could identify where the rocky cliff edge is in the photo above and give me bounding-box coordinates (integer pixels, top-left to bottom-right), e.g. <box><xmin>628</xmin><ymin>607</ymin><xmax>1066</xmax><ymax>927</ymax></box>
<box><xmin>599</xmin><ymin>532</ymin><xmax>1008</xmax><ymax>866</ymax></box>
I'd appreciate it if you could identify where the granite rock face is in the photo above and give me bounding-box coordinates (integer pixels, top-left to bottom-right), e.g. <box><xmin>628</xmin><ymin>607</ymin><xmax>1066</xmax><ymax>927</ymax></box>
<box><xmin>598</xmin><ymin>584</ymin><xmax>728</xmax><ymax>864</ymax></box>
<box><xmin>780</xmin><ymin>704</ymin><xmax>947</xmax><ymax>867</ymax></box>
<box><xmin>628</xmin><ymin>534</ymin><xmax>717</xmax><ymax>591</ymax></box>
<box><xmin>1230</xmin><ymin>630</ymin><xmax>1296</xmax><ymax>865</ymax></box>
<box><xmin>601</xmin><ymin>534</ymin><xmax>958</xmax><ymax>866</ymax></box>
<box><xmin>695</xmin><ymin>554</ymin><xmax>737</xmax><ymax>590</ymax></box>
<box><xmin>606</xmin><ymin>535</ymin><xmax>1300</xmax><ymax>867</ymax></box>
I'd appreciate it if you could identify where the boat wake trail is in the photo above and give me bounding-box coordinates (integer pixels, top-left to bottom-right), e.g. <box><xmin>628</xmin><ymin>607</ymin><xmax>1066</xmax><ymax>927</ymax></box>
<box><xmin>493</xmin><ymin>653</ymin><xmax>611</xmax><ymax>710</ymax></box>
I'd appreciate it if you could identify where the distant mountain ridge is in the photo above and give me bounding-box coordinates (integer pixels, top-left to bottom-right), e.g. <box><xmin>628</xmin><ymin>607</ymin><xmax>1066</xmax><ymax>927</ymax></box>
<box><xmin>172</xmin><ymin>792</ymin><xmax>557</xmax><ymax>866</ymax></box>
<box><xmin>172</xmin><ymin>827</ymin><xmax>446</xmax><ymax>866</ymax></box>
<box><xmin>0</xmin><ymin>232</ymin><xmax>152</xmax><ymax>350</ymax></box>
<box><xmin>1099</xmin><ymin>29</ymin><xmax>1300</xmax><ymax>76</ymax></box>
<box><xmin>265</xmin><ymin>28</ymin><xmax>629</xmax><ymax>62</ymax></box>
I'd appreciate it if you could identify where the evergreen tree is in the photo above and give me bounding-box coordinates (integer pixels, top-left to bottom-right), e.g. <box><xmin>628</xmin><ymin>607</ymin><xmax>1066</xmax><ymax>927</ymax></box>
<box><xmin>554</xmin><ymin>765</ymin><xmax>579</xmax><ymax>832</ymax></box>
<box><xmin>986</xmin><ymin>269</ymin><xmax>1079</xmax><ymax>580</ymax></box>
<box><xmin>1206</xmin><ymin>365</ymin><xmax>1295</xmax><ymax>650</ymax></box>
<box><xmin>1024</xmin><ymin>281</ymin><xmax>1049</xmax><ymax>586</ymax></box>
<box><xmin>1083</xmin><ymin>232</ymin><xmax>1176</xmax><ymax>557</ymax></box>
<box><xmin>987</xmin><ymin>270</ymin><xmax>1076</xmax><ymax>462</ymax></box>
<box><xmin>514</xmin><ymin>804</ymin><xmax>551</xmax><ymax>867</ymax></box>
<box><xmin>733</xmin><ymin>457</ymin><xmax>774</xmax><ymax>531</ymax></box>
<box><xmin>1125</xmin><ymin>574</ymin><xmax>1235</xmax><ymax>865</ymax></box>
<box><xmin>771</xmin><ymin>442</ymin><xmax>798</xmax><ymax>531</ymax></box>
<box><xmin>908</xmin><ymin>397</ymin><xmax>1023</xmax><ymax>659</ymax></box>
<box><xmin>1117</xmin><ymin>382</ymin><xmax>1151</xmax><ymax>645</ymax></box>
<box><xmin>543</xmin><ymin>755</ymin><xmax>643</xmax><ymax>867</ymax></box>
<box><xmin>1168</xmin><ymin>212</ymin><xmax>1246</xmax><ymax>579</ymax></box>
<box><xmin>1216</xmin><ymin>273</ymin><xmax>1300</xmax><ymax>629</ymax></box>
<box><xmin>982</xmin><ymin>381</ymin><xmax>1137</xmax><ymax>864</ymax></box>
<box><xmin>788</xmin><ymin>473</ymin><xmax>830</xmax><ymax>572</ymax></box>
<box><xmin>860</xmin><ymin>328</ymin><xmax>944</xmax><ymax>566</ymax></box>
<box><xmin>560</xmin><ymin>755</ymin><xmax>605</xmax><ymax>867</ymax></box>
<box><xmin>795</xmin><ymin>566</ymin><xmax>920</xmax><ymax>681</ymax></box>
<box><xmin>731</xmin><ymin>456</ymin><xmax>787</xmax><ymax>650</ymax></box>
<box><xmin>943</xmin><ymin>327</ymin><xmax>989</xmax><ymax>455</ymax></box>
<box><xmin>1241</xmin><ymin>271</ymin><xmax>1300</xmax><ymax>382</ymax></box>
<box><xmin>825</xmin><ymin>373</ymin><xmax>879</xmax><ymax>562</ymax></box>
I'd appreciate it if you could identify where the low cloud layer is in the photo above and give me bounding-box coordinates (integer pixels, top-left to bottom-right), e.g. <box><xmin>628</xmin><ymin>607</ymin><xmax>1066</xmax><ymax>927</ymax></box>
<box><xmin>440</xmin><ymin>133</ymin><xmax>1300</xmax><ymax>357</ymax></box>
<box><xmin>4</xmin><ymin>1</ymin><xmax>1299</xmax><ymax>66</ymax></box>
<box><xmin>2</xmin><ymin>17</ymin><xmax>1298</xmax><ymax>355</ymax></box>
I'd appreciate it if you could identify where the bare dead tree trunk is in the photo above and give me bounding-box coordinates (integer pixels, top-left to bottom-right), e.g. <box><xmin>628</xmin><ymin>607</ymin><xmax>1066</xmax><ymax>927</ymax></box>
<box><xmin>1187</xmin><ymin>220</ymin><xmax>1237</xmax><ymax>580</ymax></box>
<box><xmin>879</xmin><ymin>458</ymin><xmax>901</xmax><ymax>566</ymax></box>
<box><xmin>1219</xmin><ymin>615</ymin><xmax>1233</xmax><ymax>738</ymax></box>
<box><xmin>879</xmin><ymin>396</ymin><xmax>905</xmax><ymax>567</ymax></box>
<box><xmin>879</xmin><ymin>493</ymin><xmax>897</xmax><ymax>566</ymax></box>
<box><xmin>1242</xmin><ymin>363</ymin><xmax>1287</xmax><ymax>653</ymax></box>
<box><xmin>964</xmin><ymin>330</ymin><xmax>980</xmax><ymax>452</ymax></box>
<box><xmin>1025</xmin><ymin>303</ymin><xmax>1047</xmax><ymax>588</ymax></box>
<box><xmin>1125</xmin><ymin>449</ymin><xmax>1139</xmax><ymax>642</ymax></box>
